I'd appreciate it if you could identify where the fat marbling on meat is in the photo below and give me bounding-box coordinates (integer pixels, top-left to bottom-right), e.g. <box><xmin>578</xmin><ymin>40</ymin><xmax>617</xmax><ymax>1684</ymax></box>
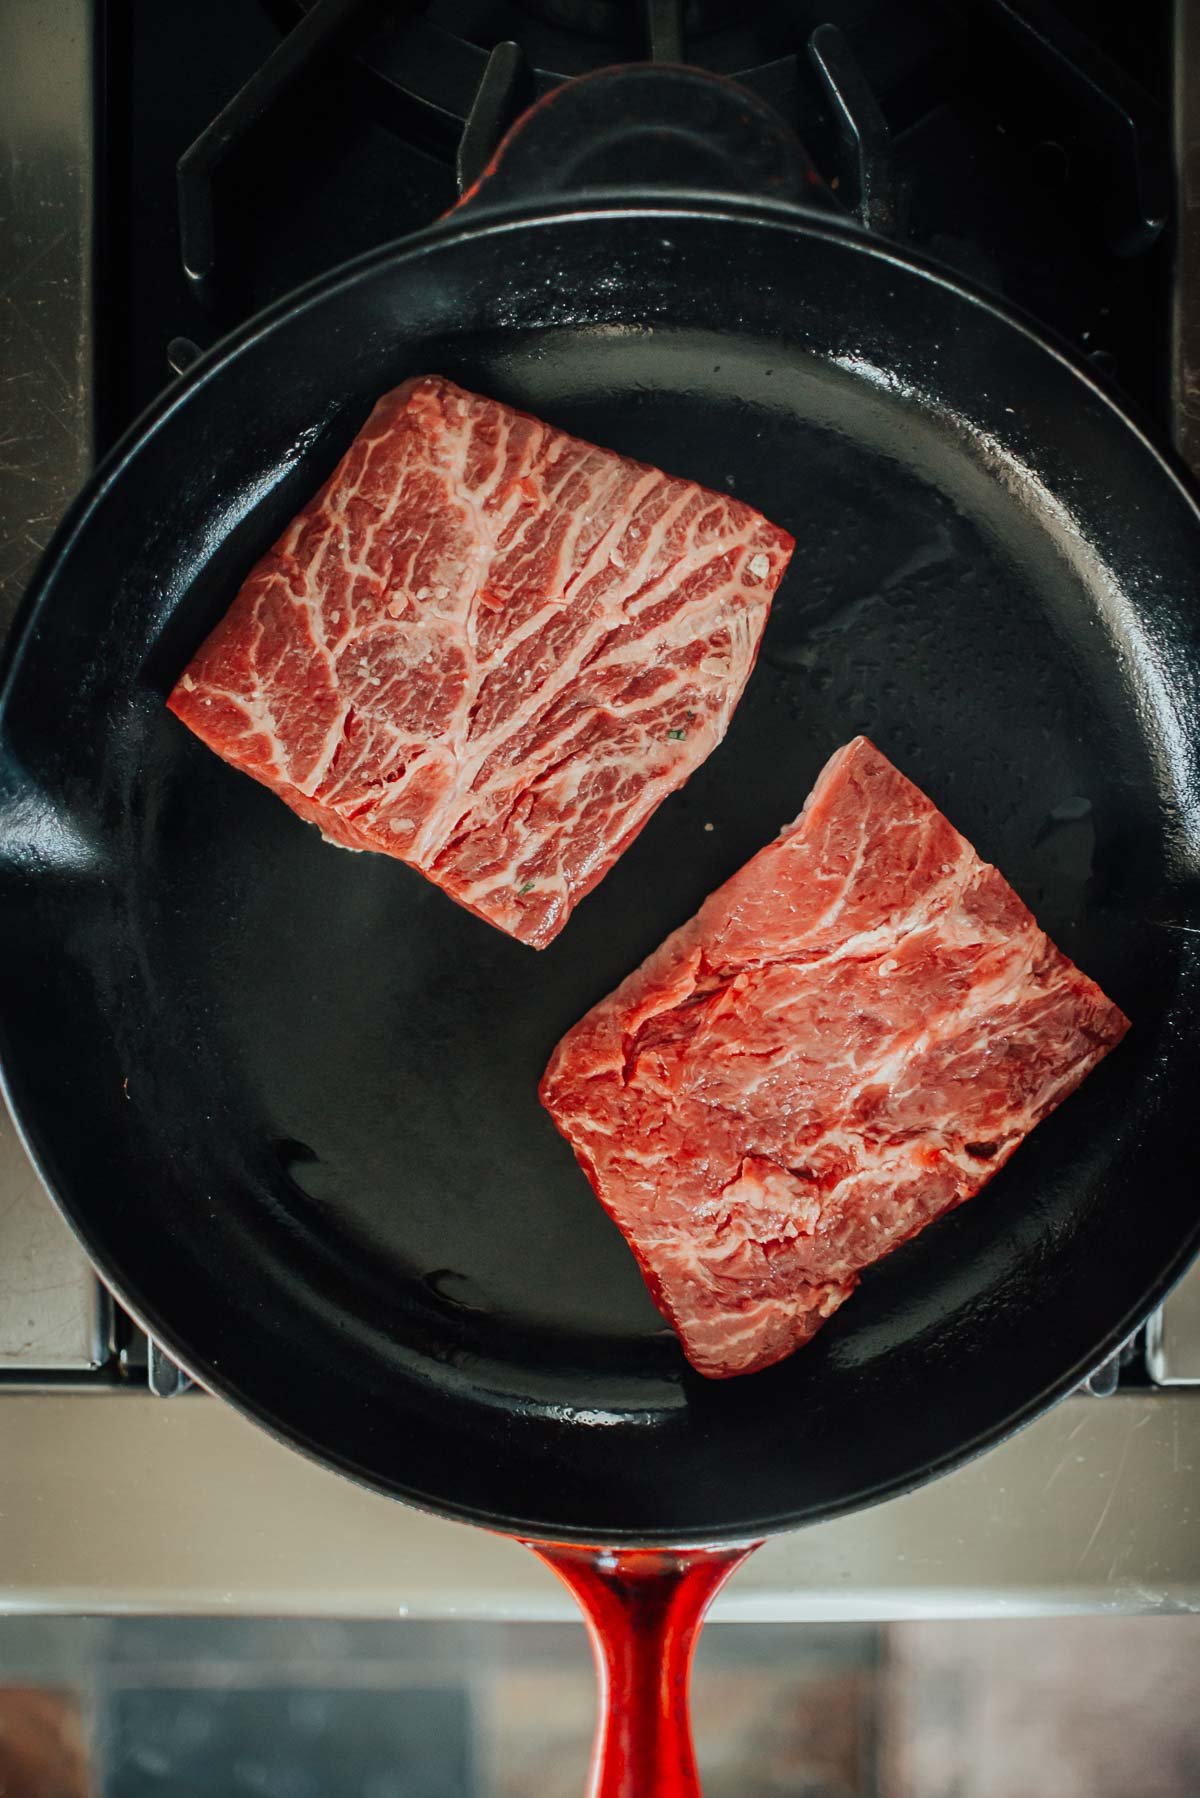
<box><xmin>168</xmin><ymin>375</ymin><xmax>794</xmax><ymax>948</ymax></box>
<box><xmin>540</xmin><ymin>737</ymin><xmax>1131</xmax><ymax>1378</ymax></box>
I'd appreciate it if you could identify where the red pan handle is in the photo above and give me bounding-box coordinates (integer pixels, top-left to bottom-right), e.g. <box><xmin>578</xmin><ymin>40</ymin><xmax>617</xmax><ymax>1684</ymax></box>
<box><xmin>529</xmin><ymin>1540</ymin><xmax>760</xmax><ymax>1797</ymax></box>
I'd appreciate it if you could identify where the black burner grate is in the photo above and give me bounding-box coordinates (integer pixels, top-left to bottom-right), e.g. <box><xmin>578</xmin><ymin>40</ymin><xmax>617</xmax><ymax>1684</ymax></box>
<box><xmin>97</xmin><ymin>0</ymin><xmax>1172</xmax><ymax>485</ymax></box>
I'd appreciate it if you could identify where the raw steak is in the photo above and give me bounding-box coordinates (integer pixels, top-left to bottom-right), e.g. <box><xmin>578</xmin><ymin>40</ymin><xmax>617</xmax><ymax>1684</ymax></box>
<box><xmin>540</xmin><ymin>737</ymin><xmax>1130</xmax><ymax>1378</ymax></box>
<box><xmin>167</xmin><ymin>375</ymin><xmax>793</xmax><ymax>948</ymax></box>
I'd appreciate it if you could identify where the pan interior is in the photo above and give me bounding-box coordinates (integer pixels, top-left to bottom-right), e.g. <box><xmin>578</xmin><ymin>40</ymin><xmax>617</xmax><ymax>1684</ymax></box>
<box><xmin>145</xmin><ymin>326</ymin><xmax>1154</xmax><ymax>1356</ymax></box>
<box><xmin>1</xmin><ymin>211</ymin><xmax>1196</xmax><ymax>1538</ymax></box>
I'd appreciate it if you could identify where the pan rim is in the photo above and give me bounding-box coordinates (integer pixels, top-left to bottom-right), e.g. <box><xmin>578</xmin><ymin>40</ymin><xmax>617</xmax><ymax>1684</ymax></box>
<box><xmin>2</xmin><ymin>194</ymin><xmax>1199</xmax><ymax>1543</ymax></box>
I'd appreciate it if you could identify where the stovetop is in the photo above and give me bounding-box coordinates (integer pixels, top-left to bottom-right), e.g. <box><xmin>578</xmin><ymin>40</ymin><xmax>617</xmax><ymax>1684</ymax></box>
<box><xmin>1</xmin><ymin>0</ymin><xmax>1197</xmax><ymax>1404</ymax></box>
<box><xmin>106</xmin><ymin>0</ymin><xmax>1173</xmax><ymax>439</ymax></box>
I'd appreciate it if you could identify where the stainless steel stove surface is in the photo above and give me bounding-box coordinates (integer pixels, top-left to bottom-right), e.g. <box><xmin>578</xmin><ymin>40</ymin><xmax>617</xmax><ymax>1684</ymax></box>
<box><xmin>0</xmin><ymin>0</ymin><xmax>105</xmax><ymax>1373</ymax></box>
<box><xmin>0</xmin><ymin>0</ymin><xmax>1197</xmax><ymax>1614</ymax></box>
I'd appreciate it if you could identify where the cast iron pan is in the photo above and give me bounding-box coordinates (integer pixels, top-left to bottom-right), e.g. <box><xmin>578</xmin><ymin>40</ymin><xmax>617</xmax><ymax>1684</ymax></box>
<box><xmin>0</xmin><ymin>62</ymin><xmax>1198</xmax><ymax>1790</ymax></box>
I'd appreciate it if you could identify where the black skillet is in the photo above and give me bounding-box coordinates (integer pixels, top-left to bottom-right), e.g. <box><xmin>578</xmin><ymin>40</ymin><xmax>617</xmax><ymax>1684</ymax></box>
<box><xmin>2</xmin><ymin>62</ymin><xmax>1199</xmax><ymax>1795</ymax></box>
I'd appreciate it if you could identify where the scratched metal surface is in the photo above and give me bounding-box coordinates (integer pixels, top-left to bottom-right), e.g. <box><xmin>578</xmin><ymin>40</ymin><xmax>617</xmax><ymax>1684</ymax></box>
<box><xmin>0</xmin><ymin>0</ymin><xmax>105</xmax><ymax>1366</ymax></box>
<box><xmin>0</xmin><ymin>1392</ymin><xmax>1196</xmax><ymax>1615</ymax></box>
<box><xmin>1149</xmin><ymin>1276</ymin><xmax>1200</xmax><ymax>1386</ymax></box>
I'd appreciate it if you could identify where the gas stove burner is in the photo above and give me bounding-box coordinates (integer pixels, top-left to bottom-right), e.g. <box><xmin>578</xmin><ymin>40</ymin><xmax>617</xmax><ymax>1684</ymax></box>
<box><xmin>233</xmin><ymin>0</ymin><xmax>1168</xmax><ymax>333</ymax></box>
<box><xmin>514</xmin><ymin>0</ymin><xmax>748</xmax><ymax>37</ymax></box>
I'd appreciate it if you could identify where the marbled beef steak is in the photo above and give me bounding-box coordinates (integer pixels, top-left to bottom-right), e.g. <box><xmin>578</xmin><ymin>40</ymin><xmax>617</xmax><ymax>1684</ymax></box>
<box><xmin>168</xmin><ymin>375</ymin><xmax>794</xmax><ymax>948</ymax></box>
<box><xmin>541</xmin><ymin>737</ymin><xmax>1130</xmax><ymax>1377</ymax></box>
